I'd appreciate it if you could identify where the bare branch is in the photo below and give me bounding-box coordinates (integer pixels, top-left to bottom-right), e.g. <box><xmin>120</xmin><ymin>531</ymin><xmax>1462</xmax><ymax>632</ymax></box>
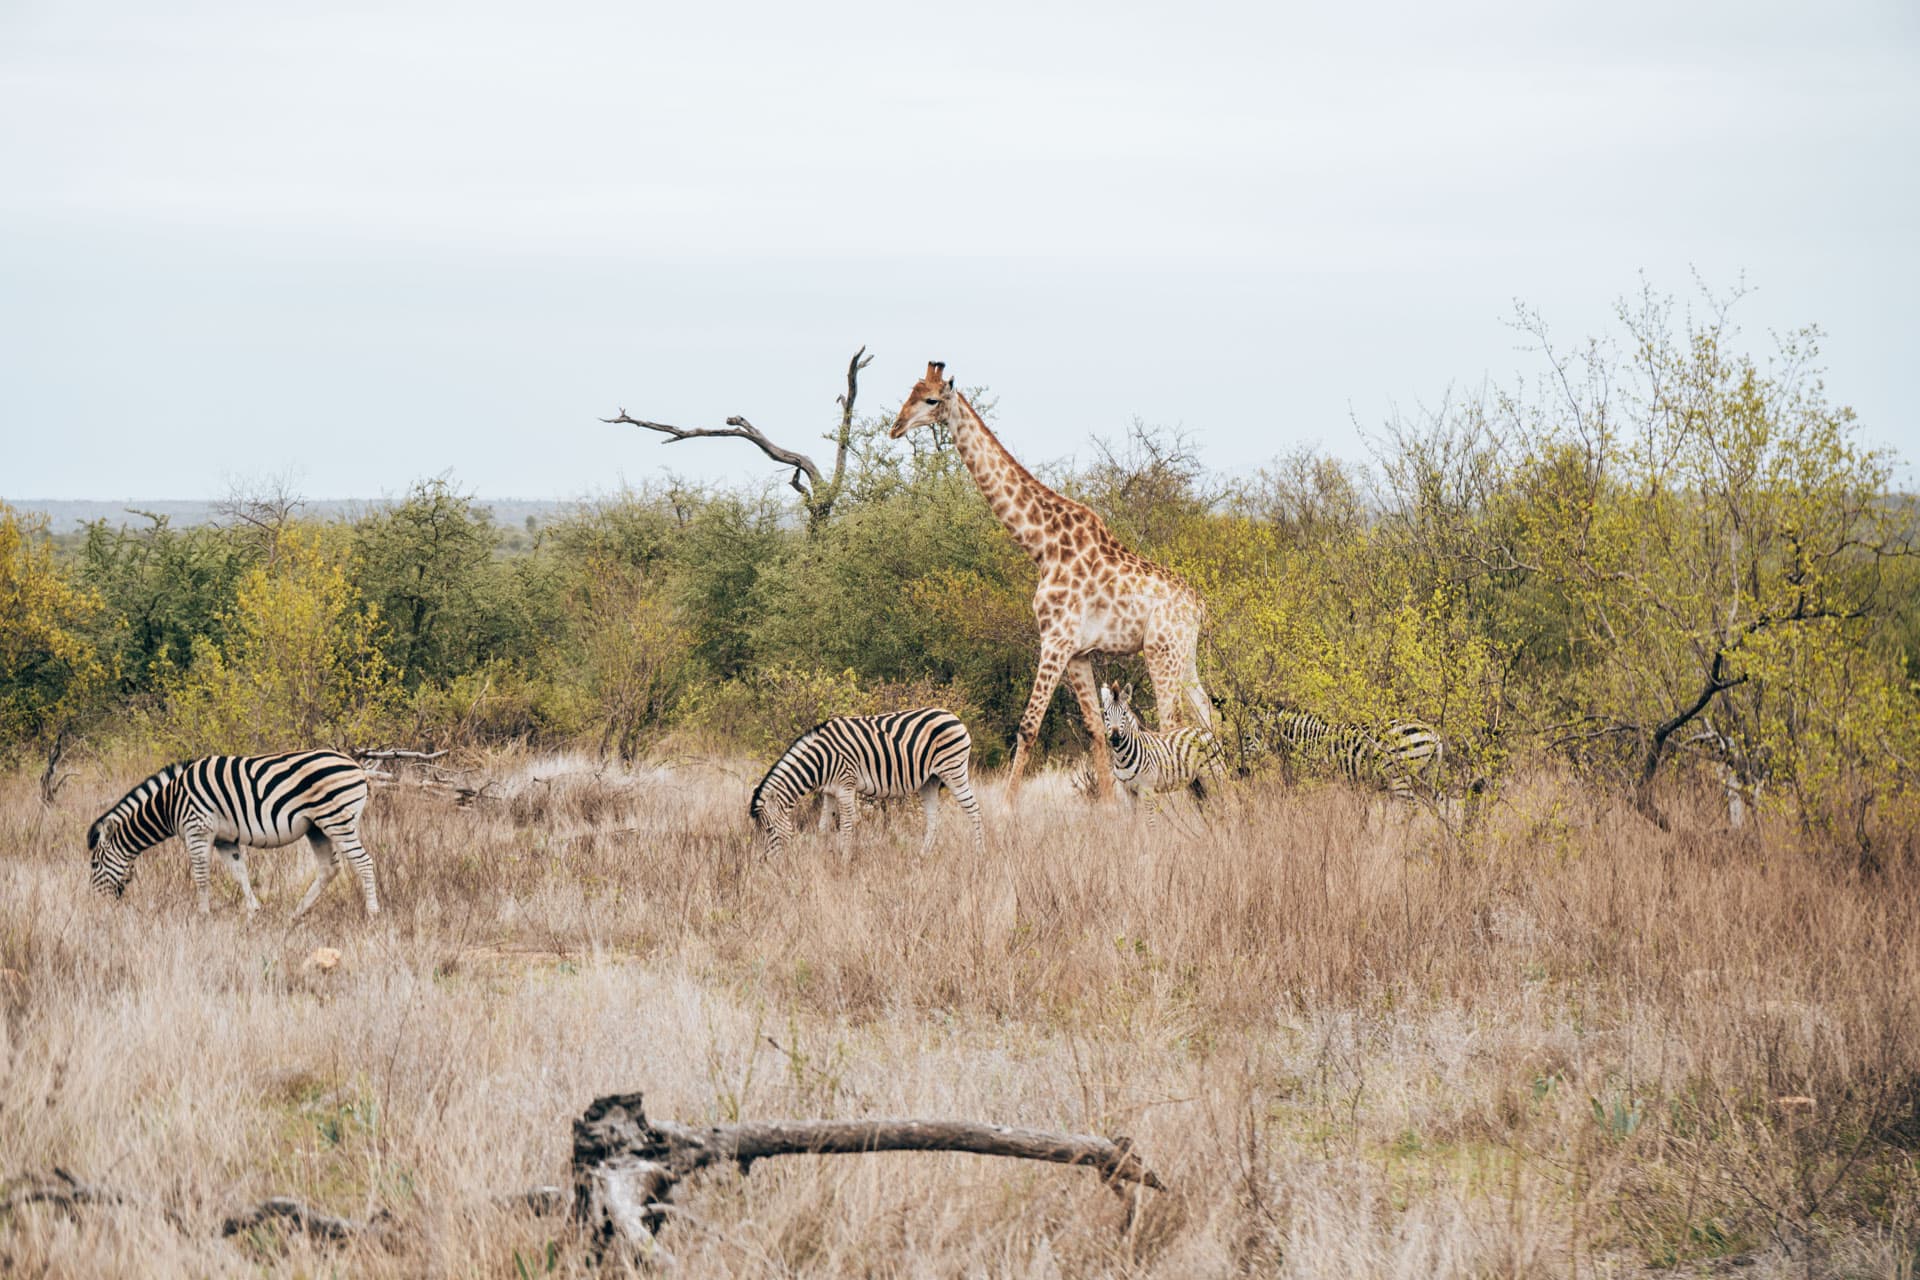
<box><xmin>219</xmin><ymin>1197</ymin><xmax>392</xmax><ymax>1244</ymax></box>
<box><xmin>603</xmin><ymin>411</ymin><xmax>824</xmax><ymax>498</ymax></box>
<box><xmin>604</xmin><ymin>346</ymin><xmax>871</xmax><ymax>528</ymax></box>
<box><xmin>831</xmin><ymin>345</ymin><xmax>875</xmax><ymax>497</ymax></box>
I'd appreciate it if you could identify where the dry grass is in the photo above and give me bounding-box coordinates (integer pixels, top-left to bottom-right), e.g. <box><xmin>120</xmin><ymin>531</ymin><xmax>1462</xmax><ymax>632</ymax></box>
<box><xmin>3</xmin><ymin>750</ymin><xmax>1918</xmax><ymax>1277</ymax></box>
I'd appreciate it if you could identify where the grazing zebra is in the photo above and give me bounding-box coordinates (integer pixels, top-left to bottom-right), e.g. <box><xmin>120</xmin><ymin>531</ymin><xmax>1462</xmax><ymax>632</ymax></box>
<box><xmin>750</xmin><ymin>708</ymin><xmax>985</xmax><ymax>857</ymax></box>
<box><xmin>87</xmin><ymin>750</ymin><xmax>381</xmax><ymax>918</ymax></box>
<box><xmin>1248</xmin><ymin>707</ymin><xmax>1443</xmax><ymax>805</ymax></box>
<box><xmin>1097</xmin><ymin>683</ymin><xmax>1222</xmax><ymax>821</ymax></box>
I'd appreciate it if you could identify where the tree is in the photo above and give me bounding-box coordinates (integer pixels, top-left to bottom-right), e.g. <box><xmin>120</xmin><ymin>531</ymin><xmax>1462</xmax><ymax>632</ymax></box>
<box><xmin>352</xmin><ymin>477</ymin><xmax>502</xmax><ymax>686</ymax></box>
<box><xmin>0</xmin><ymin>504</ymin><xmax>107</xmax><ymax>759</ymax></box>
<box><xmin>1490</xmin><ymin>284</ymin><xmax>1910</xmax><ymax>826</ymax></box>
<box><xmin>159</xmin><ymin>526</ymin><xmax>401</xmax><ymax>755</ymax></box>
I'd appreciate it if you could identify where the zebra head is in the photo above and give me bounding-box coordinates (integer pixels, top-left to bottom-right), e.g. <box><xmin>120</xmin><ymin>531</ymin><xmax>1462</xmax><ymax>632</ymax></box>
<box><xmin>85</xmin><ymin>816</ymin><xmax>132</xmax><ymax>898</ymax></box>
<box><xmin>747</xmin><ymin>780</ymin><xmax>792</xmax><ymax>858</ymax></box>
<box><xmin>1099</xmin><ymin>682</ymin><xmax>1143</xmax><ymax>748</ymax></box>
<box><xmin>890</xmin><ymin>361</ymin><xmax>958</xmax><ymax>439</ymax></box>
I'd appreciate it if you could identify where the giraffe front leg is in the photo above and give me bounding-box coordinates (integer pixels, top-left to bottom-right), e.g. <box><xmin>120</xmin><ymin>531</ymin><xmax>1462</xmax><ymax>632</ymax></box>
<box><xmin>1007</xmin><ymin>641</ymin><xmax>1075</xmax><ymax>803</ymax></box>
<box><xmin>1063</xmin><ymin>656</ymin><xmax>1114</xmax><ymax>800</ymax></box>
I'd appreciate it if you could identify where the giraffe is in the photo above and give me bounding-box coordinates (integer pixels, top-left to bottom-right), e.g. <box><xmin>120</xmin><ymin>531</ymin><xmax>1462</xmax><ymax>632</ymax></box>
<box><xmin>891</xmin><ymin>361</ymin><xmax>1211</xmax><ymax>801</ymax></box>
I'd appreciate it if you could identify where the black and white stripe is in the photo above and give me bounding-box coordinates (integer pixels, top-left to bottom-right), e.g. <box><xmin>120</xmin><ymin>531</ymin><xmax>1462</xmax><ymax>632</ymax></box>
<box><xmin>1098</xmin><ymin>683</ymin><xmax>1221</xmax><ymax>820</ymax></box>
<box><xmin>87</xmin><ymin>750</ymin><xmax>380</xmax><ymax>918</ymax></box>
<box><xmin>1250</xmin><ymin>708</ymin><xmax>1443</xmax><ymax>804</ymax></box>
<box><xmin>750</xmin><ymin>708</ymin><xmax>984</xmax><ymax>856</ymax></box>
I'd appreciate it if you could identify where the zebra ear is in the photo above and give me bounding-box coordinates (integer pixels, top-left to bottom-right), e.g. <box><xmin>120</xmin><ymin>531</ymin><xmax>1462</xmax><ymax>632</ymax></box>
<box><xmin>1121</xmin><ymin>682</ymin><xmax>1134</xmax><ymax>704</ymax></box>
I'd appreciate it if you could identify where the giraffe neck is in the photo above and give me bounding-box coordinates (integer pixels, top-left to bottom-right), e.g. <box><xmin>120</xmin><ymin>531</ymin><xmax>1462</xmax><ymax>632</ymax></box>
<box><xmin>949</xmin><ymin>393</ymin><xmax>1065</xmax><ymax>563</ymax></box>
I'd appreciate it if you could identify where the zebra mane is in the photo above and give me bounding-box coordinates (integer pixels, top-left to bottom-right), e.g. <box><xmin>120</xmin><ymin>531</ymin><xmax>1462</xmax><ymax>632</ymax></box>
<box><xmin>89</xmin><ymin>760</ymin><xmax>189</xmax><ymax>845</ymax></box>
<box><xmin>748</xmin><ymin>722</ymin><xmax>832</xmax><ymax>819</ymax></box>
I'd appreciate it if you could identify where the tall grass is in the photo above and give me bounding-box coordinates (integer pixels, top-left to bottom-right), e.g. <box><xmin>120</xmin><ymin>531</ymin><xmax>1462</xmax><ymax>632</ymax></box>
<box><xmin>2</xmin><ymin>754</ymin><xmax>1916</xmax><ymax>1276</ymax></box>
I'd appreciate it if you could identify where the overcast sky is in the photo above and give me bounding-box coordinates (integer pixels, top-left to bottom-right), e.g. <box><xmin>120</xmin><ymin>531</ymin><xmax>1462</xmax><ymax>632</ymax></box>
<box><xmin>3</xmin><ymin>0</ymin><xmax>1916</xmax><ymax>502</ymax></box>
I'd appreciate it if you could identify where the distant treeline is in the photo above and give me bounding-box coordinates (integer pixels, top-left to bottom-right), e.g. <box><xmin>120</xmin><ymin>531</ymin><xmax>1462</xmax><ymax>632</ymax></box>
<box><xmin>4</xmin><ymin>286</ymin><xmax>1916</xmax><ymax>855</ymax></box>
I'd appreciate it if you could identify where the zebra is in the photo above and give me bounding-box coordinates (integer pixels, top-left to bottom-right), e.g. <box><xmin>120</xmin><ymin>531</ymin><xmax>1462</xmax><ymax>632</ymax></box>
<box><xmin>1246</xmin><ymin>706</ymin><xmax>1443</xmax><ymax>805</ymax></box>
<box><xmin>87</xmin><ymin>750</ymin><xmax>381</xmax><ymax>918</ymax></box>
<box><xmin>749</xmin><ymin>708</ymin><xmax>985</xmax><ymax>857</ymax></box>
<box><xmin>1097</xmin><ymin>682</ymin><xmax>1222</xmax><ymax>822</ymax></box>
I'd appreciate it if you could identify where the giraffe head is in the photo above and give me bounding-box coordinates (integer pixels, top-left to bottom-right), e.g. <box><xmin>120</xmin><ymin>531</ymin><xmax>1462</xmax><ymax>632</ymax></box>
<box><xmin>890</xmin><ymin>361</ymin><xmax>959</xmax><ymax>438</ymax></box>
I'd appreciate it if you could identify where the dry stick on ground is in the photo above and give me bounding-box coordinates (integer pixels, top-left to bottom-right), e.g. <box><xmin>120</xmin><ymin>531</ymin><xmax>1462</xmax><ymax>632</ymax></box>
<box><xmin>603</xmin><ymin>346</ymin><xmax>873</xmax><ymax>528</ymax></box>
<box><xmin>570</xmin><ymin>1091</ymin><xmax>1169</xmax><ymax>1262</ymax></box>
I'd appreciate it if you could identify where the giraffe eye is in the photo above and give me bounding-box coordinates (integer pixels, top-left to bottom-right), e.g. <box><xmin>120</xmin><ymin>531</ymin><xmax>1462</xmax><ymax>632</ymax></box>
<box><xmin>923</xmin><ymin>398</ymin><xmax>939</xmax><ymax>406</ymax></box>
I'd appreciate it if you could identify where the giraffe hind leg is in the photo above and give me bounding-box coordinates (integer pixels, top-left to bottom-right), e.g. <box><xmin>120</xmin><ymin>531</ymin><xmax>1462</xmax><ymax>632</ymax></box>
<box><xmin>1063</xmin><ymin>656</ymin><xmax>1114</xmax><ymax>800</ymax></box>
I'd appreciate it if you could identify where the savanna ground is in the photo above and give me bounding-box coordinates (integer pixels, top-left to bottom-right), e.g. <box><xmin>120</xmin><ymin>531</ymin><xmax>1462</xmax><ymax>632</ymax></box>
<box><xmin>3</xmin><ymin>753</ymin><xmax>1918</xmax><ymax>1278</ymax></box>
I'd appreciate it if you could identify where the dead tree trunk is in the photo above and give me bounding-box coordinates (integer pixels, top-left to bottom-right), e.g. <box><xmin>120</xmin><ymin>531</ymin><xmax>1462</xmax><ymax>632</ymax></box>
<box><xmin>571</xmin><ymin>1091</ymin><xmax>1168</xmax><ymax>1261</ymax></box>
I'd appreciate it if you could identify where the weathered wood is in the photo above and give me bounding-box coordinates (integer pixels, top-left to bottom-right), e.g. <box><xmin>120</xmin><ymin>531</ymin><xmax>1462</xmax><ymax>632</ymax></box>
<box><xmin>604</xmin><ymin>346</ymin><xmax>872</xmax><ymax>527</ymax></box>
<box><xmin>219</xmin><ymin>1196</ymin><xmax>390</xmax><ymax>1244</ymax></box>
<box><xmin>569</xmin><ymin>1090</ymin><xmax>1168</xmax><ymax>1261</ymax></box>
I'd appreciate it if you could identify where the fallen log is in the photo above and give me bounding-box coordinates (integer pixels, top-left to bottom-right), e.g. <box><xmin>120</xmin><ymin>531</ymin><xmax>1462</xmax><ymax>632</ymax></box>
<box><xmin>7</xmin><ymin>1094</ymin><xmax>1168</xmax><ymax>1267</ymax></box>
<box><xmin>570</xmin><ymin>1091</ymin><xmax>1168</xmax><ymax>1260</ymax></box>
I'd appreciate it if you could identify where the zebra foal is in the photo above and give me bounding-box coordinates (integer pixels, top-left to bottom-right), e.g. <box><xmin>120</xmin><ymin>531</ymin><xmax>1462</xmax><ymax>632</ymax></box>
<box><xmin>1098</xmin><ymin>683</ymin><xmax>1222</xmax><ymax>822</ymax></box>
<box><xmin>87</xmin><ymin>750</ymin><xmax>381</xmax><ymax>918</ymax></box>
<box><xmin>750</xmin><ymin>708</ymin><xmax>985</xmax><ymax>857</ymax></box>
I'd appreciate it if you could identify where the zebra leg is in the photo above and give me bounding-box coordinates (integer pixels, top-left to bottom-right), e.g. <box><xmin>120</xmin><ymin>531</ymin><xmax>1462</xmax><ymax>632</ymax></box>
<box><xmin>292</xmin><ymin>832</ymin><xmax>339</xmax><ymax>921</ymax></box>
<box><xmin>1063</xmin><ymin>657</ymin><xmax>1114</xmax><ymax>800</ymax></box>
<box><xmin>184</xmin><ymin>827</ymin><xmax>214</xmax><ymax>915</ymax></box>
<box><xmin>917</xmin><ymin>779</ymin><xmax>942</xmax><ymax>855</ymax></box>
<box><xmin>831</xmin><ymin>784</ymin><xmax>859</xmax><ymax>858</ymax></box>
<box><xmin>817</xmin><ymin>793</ymin><xmax>836</xmax><ymax>834</ymax></box>
<box><xmin>214</xmin><ymin>839</ymin><xmax>262</xmax><ymax>915</ymax></box>
<box><xmin>939</xmin><ymin>763</ymin><xmax>987</xmax><ymax>854</ymax></box>
<box><xmin>317</xmin><ymin>815</ymin><xmax>380</xmax><ymax>917</ymax></box>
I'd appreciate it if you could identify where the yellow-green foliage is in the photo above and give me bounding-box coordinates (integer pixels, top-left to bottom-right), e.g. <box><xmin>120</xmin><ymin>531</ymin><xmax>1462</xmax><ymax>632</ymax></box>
<box><xmin>155</xmin><ymin>526</ymin><xmax>402</xmax><ymax>756</ymax></box>
<box><xmin>572</xmin><ymin>557</ymin><xmax>695</xmax><ymax>760</ymax></box>
<box><xmin>1172</xmin><ymin>514</ymin><xmax>1508</xmax><ymax>772</ymax></box>
<box><xmin>0</xmin><ymin>503</ymin><xmax>108</xmax><ymax>757</ymax></box>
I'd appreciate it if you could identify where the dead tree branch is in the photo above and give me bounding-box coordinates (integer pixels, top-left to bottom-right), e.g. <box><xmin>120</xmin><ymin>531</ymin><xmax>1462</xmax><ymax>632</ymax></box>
<box><xmin>604</xmin><ymin>346</ymin><xmax>871</xmax><ymax>528</ymax></box>
<box><xmin>219</xmin><ymin>1197</ymin><xmax>392</xmax><ymax>1244</ymax></box>
<box><xmin>603</xmin><ymin>411</ymin><xmax>824</xmax><ymax>502</ymax></box>
<box><xmin>355</xmin><ymin>748</ymin><xmax>449</xmax><ymax>764</ymax></box>
<box><xmin>39</xmin><ymin>730</ymin><xmax>71</xmax><ymax>806</ymax></box>
<box><xmin>571</xmin><ymin>1091</ymin><xmax>1168</xmax><ymax>1261</ymax></box>
<box><xmin>2</xmin><ymin>1167</ymin><xmax>184</xmax><ymax>1229</ymax></box>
